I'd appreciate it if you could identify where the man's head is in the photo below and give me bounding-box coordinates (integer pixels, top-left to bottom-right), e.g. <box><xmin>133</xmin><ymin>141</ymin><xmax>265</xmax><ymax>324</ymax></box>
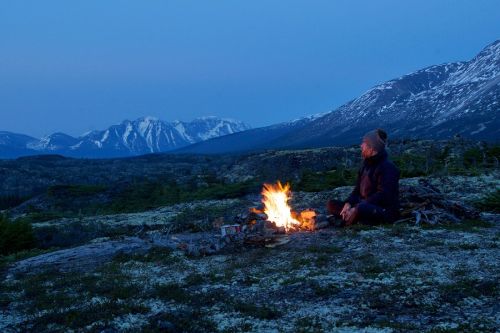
<box><xmin>361</xmin><ymin>129</ymin><xmax>387</xmax><ymax>159</ymax></box>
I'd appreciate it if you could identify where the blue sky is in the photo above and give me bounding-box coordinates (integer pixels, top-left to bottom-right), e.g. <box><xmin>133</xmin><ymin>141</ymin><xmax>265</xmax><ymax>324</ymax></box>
<box><xmin>1</xmin><ymin>0</ymin><xmax>499</xmax><ymax>137</ymax></box>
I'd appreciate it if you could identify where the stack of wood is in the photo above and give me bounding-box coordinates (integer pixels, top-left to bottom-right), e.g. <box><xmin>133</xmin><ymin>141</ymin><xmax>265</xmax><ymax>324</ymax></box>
<box><xmin>398</xmin><ymin>178</ymin><xmax>480</xmax><ymax>225</ymax></box>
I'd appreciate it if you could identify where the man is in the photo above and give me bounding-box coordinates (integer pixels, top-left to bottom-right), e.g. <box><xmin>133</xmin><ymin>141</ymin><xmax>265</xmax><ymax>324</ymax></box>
<box><xmin>327</xmin><ymin>129</ymin><xmax>400</xmax><ymax>225</ymax></box>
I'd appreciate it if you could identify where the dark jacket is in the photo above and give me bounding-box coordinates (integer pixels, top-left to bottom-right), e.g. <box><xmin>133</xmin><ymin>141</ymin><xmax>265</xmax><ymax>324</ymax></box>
<box><xmin>346</xmin><ymin>150</ymin><xmax>400</xmax><ymax>221</ymax></box>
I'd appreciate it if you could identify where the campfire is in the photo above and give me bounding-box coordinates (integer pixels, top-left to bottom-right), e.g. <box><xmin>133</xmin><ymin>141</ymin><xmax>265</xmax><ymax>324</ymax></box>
<box><xmin>218</xmin><ymin>181</ymin><xmax>330</xmax><ymax>249</ymax></box>
<box><xmin>252</xmin><ymin>181</ymin><xmax>322</xmax><ymax>233</ymax></box>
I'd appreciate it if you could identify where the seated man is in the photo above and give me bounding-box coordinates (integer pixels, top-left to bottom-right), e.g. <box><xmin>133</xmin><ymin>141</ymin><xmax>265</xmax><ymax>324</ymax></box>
<box><xmin>327</xmin><ymin>129</ymin><xmax>400</xmax><ymax>225</ymax></box>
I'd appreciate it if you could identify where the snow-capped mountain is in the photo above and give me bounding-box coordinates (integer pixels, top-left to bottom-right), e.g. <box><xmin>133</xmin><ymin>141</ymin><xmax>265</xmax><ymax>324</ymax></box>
<box><xmin>274</xmin><ymin>40</ymin><xmax>500</xmax><ymax>148</ymax></box>
<box><xmin>0</xmin><ymin>131</ymin><xmax>40</xmax><ymax>159</ymax></box>
<box><xmin>0</xmin><ymin>117</ymin><xmax>251</xmax><ymax>158</ymax></box>
<box><xmin>27</xmin><ymin>133</ymin><xmax>79</xmax><ymax>151</ymax></box>
<box><xmin>2</xmin><ymin>41</ymin><xmax>499</xmax><ymax>158</ymax></box>
<box><xmin>180</xmin><ymin>40</ymin><xmax>500</xmax><ymax>154</ymax></box>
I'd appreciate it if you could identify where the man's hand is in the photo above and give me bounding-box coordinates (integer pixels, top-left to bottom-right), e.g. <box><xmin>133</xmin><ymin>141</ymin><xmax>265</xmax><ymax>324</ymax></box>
<box><xmin>340</xmin><ymin>202</ymin><xmax>351</xmax><ymax>220</ymax></box>
<box><xmin>344</xmin><ymin>207</ymin><xmax>358</xmax><ymax>225</ymax></box>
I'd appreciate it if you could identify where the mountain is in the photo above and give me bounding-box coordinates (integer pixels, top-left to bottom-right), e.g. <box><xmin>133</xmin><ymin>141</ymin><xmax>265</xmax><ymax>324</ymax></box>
<box><xmin>3</xmin><ymin>41</ymin><xmax>499</xmax><ymax>158</ymax></box>
<box><xmin>0</xmin><ymin>131</ymin><xmax>40</xmax><ymax>159</ymax></box>
<box><xmin>276</xmin><ymin>40</ymin><xmax>500</xmax><ymax>148</ymax></box>
<box><xmin>179</xmin><ymin>40</ymin><xmax>500</xmax><ymax>154</ymax></box>
<box><xmin>0</xmin><ymin>117</ymin><xmax>251</xmax><ymax>158</ymax></box>
<box><xmin>176</xmin><ymin>114</ymin><xmax>325</xmax><ymax>154</ymax></box>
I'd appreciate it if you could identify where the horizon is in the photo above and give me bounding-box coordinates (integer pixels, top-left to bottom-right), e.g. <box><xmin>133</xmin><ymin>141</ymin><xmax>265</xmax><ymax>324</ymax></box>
<box><xmin>1</xmin><ymin>1</ymin><xmax>500</xmax><ymax>138</ymax></box>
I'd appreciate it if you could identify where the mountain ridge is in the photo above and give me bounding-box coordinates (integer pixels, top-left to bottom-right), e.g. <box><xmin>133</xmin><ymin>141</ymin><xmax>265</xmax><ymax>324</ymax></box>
<box><xmin>0</xmin><ymin>117</ymin><xmax>251</xmax><ymax>158</ymax></box>
<box><xmin>2</xmin><ymin>40</ymin><xmax>499</xmax><ymax>158</ymax></box>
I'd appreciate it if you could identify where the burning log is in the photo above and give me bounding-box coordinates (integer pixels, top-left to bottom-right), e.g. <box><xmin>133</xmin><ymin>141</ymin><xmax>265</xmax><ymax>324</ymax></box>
<box><xmin>226</xmin><ymin>181</ymin><xmax>330</xmax><ymax>249</ymax></box>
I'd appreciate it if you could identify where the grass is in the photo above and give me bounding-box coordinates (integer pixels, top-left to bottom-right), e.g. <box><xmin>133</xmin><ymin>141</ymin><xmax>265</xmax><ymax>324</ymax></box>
<box><xmin>306</xmin><ymin>244</ymin><xmax>343</xmax><ymax>254</ymax></box>
<box><xmin>439</xmin><ymin>278</ymin><xmax>498</xmax><ymax>303</ymax></box>
<box><xmin>290</xmin><ymin>257</ymin><xmax>310</xmax><ymax>270</ymax></box>
<box><xmin>25</xmin><ymin>301</ymin><xmax>150</xmax><ymax>332</ymax></box>
<box><xmin>354</xmin><ymin>253</ymin><xmax>387</xmax><ymax>278</ymax></box>
<box><xmin>184</xmin><ymin>272</ymin><xmax>206</xmax><ymax>286</ymax></box>
<box><xmin>232</xmin><ymin>300</ymin><xmax>281</xmax><ymax>320</ymax></box>
<box><xmin>314</xmin><ymin>254</ymin><xmax>331</xmax><ymax>268</ymax></box>
<box><xmin>281</xmin><ymin>276</ymin><xmax>307</xmax><ymax>285</ymax></box>
<box><xmin>294</xmin><ymin>316</ymin><xmax>324</xmax><ymax>333</ymax></box>
<box><xmin>155</xmin><ymin>282</ymin><xmax>192</xmax><ymax>303</ymax></box>
<box><xmin>142</xmin><ymin>309</ymin><xmax>218</xmax><ymax>332</ymax></box>
<box><xmin>308</xmin><ymin>280</ymin><xmax>339</xmax><ymax>298</ymax></box>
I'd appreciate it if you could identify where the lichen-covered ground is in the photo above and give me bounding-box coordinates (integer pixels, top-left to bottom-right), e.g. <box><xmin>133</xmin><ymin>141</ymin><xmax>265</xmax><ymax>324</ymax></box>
<box><xmin>1</xmin><ymin>220</ymin><xmax>499</xmax><ymax>332</ymax></box>
<box><xmin>1</xmin><ymin>174</ymin><xmax>499</xmax><ymax>332</ymax></box>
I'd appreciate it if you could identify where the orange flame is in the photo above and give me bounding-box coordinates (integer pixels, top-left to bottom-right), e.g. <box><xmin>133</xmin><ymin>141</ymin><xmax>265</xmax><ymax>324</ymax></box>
<box><xmin>261</xmin><ymin>181</ymin><xmax>301</xmax><ymax>231</ymax></box>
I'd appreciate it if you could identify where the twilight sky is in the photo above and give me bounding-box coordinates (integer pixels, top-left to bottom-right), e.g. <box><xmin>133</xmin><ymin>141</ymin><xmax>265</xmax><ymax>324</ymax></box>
<box><xmin>1</xmin><ymin>1</ymin><xmax>499</xmax><ymax>138</ymax></box>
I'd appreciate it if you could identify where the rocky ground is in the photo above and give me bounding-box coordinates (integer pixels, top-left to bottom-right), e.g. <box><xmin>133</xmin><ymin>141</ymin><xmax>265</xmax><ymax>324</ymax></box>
<box><xmin>1</xmin><ymin>174</ymin><xmax>499</xmax><ymax>332</ymax></box>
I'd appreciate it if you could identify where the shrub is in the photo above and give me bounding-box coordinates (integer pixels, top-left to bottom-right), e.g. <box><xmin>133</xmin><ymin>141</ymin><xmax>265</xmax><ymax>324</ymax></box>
<box><xmin>107</xmin><ymin>179</ymin><xmax>257</xmax><ymax>214</ymax></box>
<box><xmin>0</xmin><ymin>215</ymin><xmax>36</xmax><ymax>255</ymax></box>
<box><xmin>393</xmin><ymin>153</ymin><xmax>429</xmax><ymax>177</ymax></box>
<box><xmin>46</xmin><ymin>184</ymin><xmax>108</xmax><ymax>197</ymax></box>
<box><xmin>474</xmin><ymin>190</ymin><xmax>500</xmax><ymax>213</ymax></box>
<box><xmin>463</xmin><ymin>147</ymin><xmax>484</xmax><ymax>168</ymax></box>
<box><xmin>297</xmin><ymin>168</ymin><xmax>357</xmax><ymax>192</ymax></box>
<box><xmin>0</xmin><ymin>195</ymin><xmax>31</xmax><ymax>210</ymax></box>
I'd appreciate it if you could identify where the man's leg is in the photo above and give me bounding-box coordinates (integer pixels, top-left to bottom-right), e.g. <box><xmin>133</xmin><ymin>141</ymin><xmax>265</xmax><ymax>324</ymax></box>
<box><xmin>327</xmin><ymin>199</ymin><xmax>345</xmax><ymax>218</ymax></box>
<box><xmin>356</xmin><ymin>202</ymin><xmax>390</xmax><ymax>225</ymax></box>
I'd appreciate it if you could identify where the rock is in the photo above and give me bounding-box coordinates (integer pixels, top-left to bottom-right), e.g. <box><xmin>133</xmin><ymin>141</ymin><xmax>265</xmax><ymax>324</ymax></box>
<box><xmin>313</xmin><ymin>220</ymin><xmax>330</xmax><ymax>230</ymax></box>
<box><xmin>7</xmin><ymin>236</ymin><xmax>151</xmax><ymax>276</ymax></box>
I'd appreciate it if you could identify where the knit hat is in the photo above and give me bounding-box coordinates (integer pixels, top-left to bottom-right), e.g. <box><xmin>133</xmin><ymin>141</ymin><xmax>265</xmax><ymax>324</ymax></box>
<box><xmin>363</xmin><ymin>129</ymin><xmax>387</xmax><ymax>153</ymax></box>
